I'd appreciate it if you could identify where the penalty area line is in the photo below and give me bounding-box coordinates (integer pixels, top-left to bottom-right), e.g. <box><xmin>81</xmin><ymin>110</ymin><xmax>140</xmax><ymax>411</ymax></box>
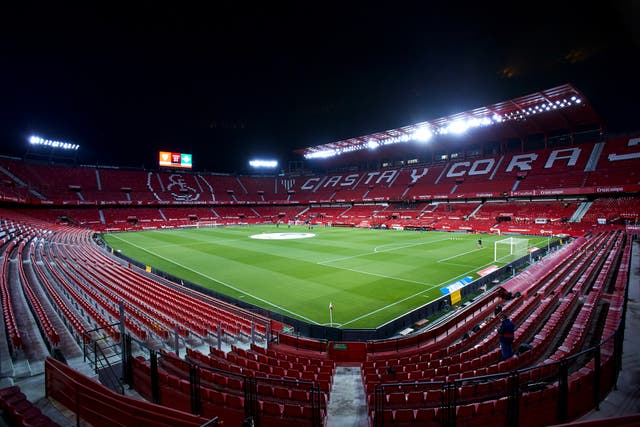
<box><xmin>372</xmin><ymin>236</ymin><xmax>452</xmax><ymax>253</ymax></box>
<box><xmin>318</xmin><ymin>264</ymin><xmax>434</xmax><ymax>287</ymax></box>
<box><xmin>339</xmin><ymin>258</ymin><xmax>501</xmax><ymax>327</ymax></box>
<box><xmin>108</xmin><ymin>234</ymin><xmax>320</xmax><ymax>325</ymax></box>
<box><xmin>437</xmin><ymin>247</ymin><xmax>484</xmax><ymax>262</ymax></box>
<box><xmin>318</xmin><ymin>236</ymin><xmax>452</xmax><ymax>265</ymax></box>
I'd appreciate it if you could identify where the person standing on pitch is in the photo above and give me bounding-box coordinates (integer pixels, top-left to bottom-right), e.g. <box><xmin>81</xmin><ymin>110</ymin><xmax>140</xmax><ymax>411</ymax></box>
<box><xmin>497</xmin><ymin>313</ymin><xmax>515</xmax><ymax>360</ymax></box>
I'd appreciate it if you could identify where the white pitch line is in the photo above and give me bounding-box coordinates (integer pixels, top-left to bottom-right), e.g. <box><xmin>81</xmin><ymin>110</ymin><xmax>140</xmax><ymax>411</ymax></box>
<box><xmin>318</xmin><ymin>236</ymin><xmax>452</xmax><ymax>265</ymax></box>
<box><xmin>108</xmin><ymin>234</ymin><xmax>320</xmax><ymax>324</ymax></box>
<box><xmin>145</xmin><ymin>240</ymin><xmax>222</xmax><ymax>250</ymax></box>
<box><xmin>339</xmin><ymin>259</ymin><xmax>500</xmax><ymax>327</ymax></box>
<box><xmin>146</xmin><ymin>237</ymin><xmax>250</xmax><ymax>250</ymax></box>
<box><xmin>322</xmin><ymin>265</ymin><xmax>434</xmax><ymax>286</ymax></box>
<box><xmin>373</xmin><ymin>237</ymin><xmax>452</xmax><ymax>253</ymax></box>
<box><xmin>139</xmin><ymin>231</ymin><xmax>248</xmax><ymax>250</ymax></box>
<box><xmin>437</xmin><ymin>247</ymin><xmax>484</xmax><ymax>262</ymax></box>
<box><xmin>437</xmin><ymin>261</ymin><xmax>475</xmax><ymax>268</ymax></box>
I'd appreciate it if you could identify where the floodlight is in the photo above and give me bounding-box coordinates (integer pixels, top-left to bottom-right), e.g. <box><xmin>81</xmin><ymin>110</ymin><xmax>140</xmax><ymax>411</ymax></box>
<box><xmin>249</xmin><ymin>159</ymin><xmax>278</xmax><ymax>168</ymax></box>
<box><xmin>28</xmin><ymin>135</ymin><xmax>79</xmax><ymax>151</ymax></box>
<box><xmin>412</xmin><ymin>127</ymin><xmax>432</xmax><ymax>142</ymax></box>
<box><xmin>301</xmin><ymin>85</ymin><xmax>590</xmax><ymax>162</ymax></box>
<box><xmin>305</xmin><ymin>149</ymin><xmax>337</xmax><ymax>159</ymax></box>
<box><xmin>448</xmin><ymin>120</ymin><xmax>469</xmax><ymax>134</ymax></box>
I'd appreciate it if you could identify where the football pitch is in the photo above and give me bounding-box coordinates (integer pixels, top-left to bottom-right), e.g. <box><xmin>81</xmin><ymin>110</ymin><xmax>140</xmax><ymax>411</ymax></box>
<box><xmin>103</xmin><ymin>226</ymin><xmax>551</xmax><ymax>329</ymax></box>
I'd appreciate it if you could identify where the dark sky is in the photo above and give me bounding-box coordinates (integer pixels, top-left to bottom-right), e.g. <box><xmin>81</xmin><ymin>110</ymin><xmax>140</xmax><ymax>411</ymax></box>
<box><xmin>1</xmin><ymin>2</ymin><xmax>638</xmax><ymax>173</ymax></box>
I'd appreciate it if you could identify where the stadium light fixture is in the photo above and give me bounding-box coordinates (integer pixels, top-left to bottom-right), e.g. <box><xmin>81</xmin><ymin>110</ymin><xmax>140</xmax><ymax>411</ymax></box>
<box><xmin>249</xmin><ymin>159</ymin><xmax>278</xmax><ymax>168</ymax></box>
<box><xmin>305</xmin><ymin>149</ymin><xmax>338</xmax><ymax>159</ymax></box>
<box><xmin>28</xmin><ymin>135</ymin><xmax>79</xmax><ymax>150</ymax></box>
<box><xmin>302</xmin><ymin>89</ymin><xmax>586</xmax><ymax>160</ymax></box>
<box><xmin>447</xmin><ymin>120</ymin><xmax>469</xmax><ymax>134</ymax></box>
<box><xmin>412</xmin><ymin>127</ymin><xmax>433</xmax><ymax>142</ymax></box>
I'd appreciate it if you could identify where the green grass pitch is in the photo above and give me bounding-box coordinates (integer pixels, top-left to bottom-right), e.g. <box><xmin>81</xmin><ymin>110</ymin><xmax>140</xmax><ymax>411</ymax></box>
<box><xmin>103</xmin><ymin>225</ymin><xmax>551</xmax><ymax>329</ymax></box>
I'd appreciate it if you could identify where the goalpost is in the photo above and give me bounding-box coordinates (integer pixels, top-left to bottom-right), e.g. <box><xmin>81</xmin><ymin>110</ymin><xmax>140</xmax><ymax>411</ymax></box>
<box><xmin>494</xmin><ymin>237</ymin><xmax>529</xmax><ymax>262</ymax></box>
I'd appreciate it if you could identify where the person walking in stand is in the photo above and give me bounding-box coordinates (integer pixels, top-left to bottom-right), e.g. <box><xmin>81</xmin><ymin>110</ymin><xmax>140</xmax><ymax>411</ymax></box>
<box><xmin>498</xmin><ymin>313</ymin><xmax>516</xmax><ymax>360</ymax></box>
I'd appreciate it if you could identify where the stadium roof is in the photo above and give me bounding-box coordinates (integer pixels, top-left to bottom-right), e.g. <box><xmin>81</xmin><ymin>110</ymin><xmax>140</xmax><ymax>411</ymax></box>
<box><xmin>297</xmin><ymin>84</ymin><xmax>603</xmax><ymax>160</ymax></box>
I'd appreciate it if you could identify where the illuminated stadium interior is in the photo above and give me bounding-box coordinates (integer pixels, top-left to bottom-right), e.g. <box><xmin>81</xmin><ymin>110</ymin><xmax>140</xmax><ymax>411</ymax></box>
<box><xmin>2</xmin><ymin>4</ymin><xmax>640</xmax><ymax>424</ymax></box>
<box><xmin>0</xmin><ymin>80</ymin><xmax>639</xmax><ymax>427</ymax></box>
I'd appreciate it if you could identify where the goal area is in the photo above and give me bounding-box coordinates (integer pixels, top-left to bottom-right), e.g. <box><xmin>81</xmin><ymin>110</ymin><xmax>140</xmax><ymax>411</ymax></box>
<box><xmin>494</xmin><ymin>237</ymin><xmax>529</xmax><ymax>262</ymax></box>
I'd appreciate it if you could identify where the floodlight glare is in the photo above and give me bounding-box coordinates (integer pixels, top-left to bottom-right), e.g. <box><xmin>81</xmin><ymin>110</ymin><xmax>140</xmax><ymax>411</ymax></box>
<box><xmin>305</xmin><ymin>149</ymin><xmax>337</xmax><ymax>159</ymax></box>
<box><xmin>300</xmin><ymin>84</ymin><xmax>589</xmax><ymax>160</ymax></box>
<box><xmin>249</xmin><ymin>160</ymin><xmax>278</xmax><ymax>168</ymax></box>
<box><xmin>412</xmin><ymin>127</ymin><xmax>433</xmax><ymax>142</ymax></box>
<box><xmin>28</xmin><ymin>135</ymin><xmax>79</xmax><ymax>151</ymax></box>
<box><xmin>448</xmin><ymin>120</ymin><xmax>469</xmax><ymax>134</ymax></box>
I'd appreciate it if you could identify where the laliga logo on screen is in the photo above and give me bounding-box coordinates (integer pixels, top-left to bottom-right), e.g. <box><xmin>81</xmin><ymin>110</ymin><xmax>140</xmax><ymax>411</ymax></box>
<box><xmin>167</xmin><ymin>174</ymin><xmax>200</xmax><ymax>201</ymax></box>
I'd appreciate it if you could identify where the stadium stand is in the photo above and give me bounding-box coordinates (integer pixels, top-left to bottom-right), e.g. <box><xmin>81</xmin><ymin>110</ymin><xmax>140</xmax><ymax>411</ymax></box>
<box><xmin>239</xmin><ymin>176</ymin><xmax>287</xmax><ymax>202</ymax></box>
<box><xmin>1</xmin><ymin>87</ymin><xmax>639</xmax><ymax>426</ymax></box>
<box><xmin>0</xmin><ymin>385</ymin><xmax>60</xmax><ymax>426</ymax></box>
<box><xmin>1</xmin><ymin>168</ymin><xmax>639</xmax><ymax>426</ymax></box>
<box><xmin>96</xmin><ymin>168</ymin><xmax>158</xmax><ymax>202</ymax></box>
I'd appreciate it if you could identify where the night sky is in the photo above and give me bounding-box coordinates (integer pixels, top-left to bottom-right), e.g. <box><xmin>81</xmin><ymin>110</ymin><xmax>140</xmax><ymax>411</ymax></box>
<box><xmin>1</xmin><ymin>2</ymin><xmax>638</xmax><ymax>173</ymax></box>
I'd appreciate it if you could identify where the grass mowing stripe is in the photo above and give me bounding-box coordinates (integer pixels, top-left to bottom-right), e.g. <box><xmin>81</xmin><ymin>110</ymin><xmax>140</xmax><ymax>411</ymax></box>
<box><xmin>317</xmin><ymin>236</ymin><xmax>452</xmax><ymax>264</ymax></box>
<box><xmin>104</xmin><ymin>227</ymin><xmax>557</xmax><ymax>328</ymax></box>
<box><xmin>317</xmin><ymin>264</ymin><xmax>435</xmax><ymax>286</ymax></box>
<box><xmin>339</xmin><ymin>257</ymin><xmax>505</xmax><ymax>327</ymax></box>
<box><xmin>107</xmin><ymin>233</ymin><xmax>320</xmax><ymax>324</ymax></box>
<box><xmin>437</xmin><ymin>247</ymin><xmax>485</xmax><ymax>262</ymax></box>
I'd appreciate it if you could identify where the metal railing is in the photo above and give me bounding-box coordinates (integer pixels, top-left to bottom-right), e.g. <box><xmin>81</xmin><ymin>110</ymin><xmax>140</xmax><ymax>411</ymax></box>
<box><xmin>82</xmin><ymin>322</ymin><xmax>125</xmax><ymax>395</ymax></box>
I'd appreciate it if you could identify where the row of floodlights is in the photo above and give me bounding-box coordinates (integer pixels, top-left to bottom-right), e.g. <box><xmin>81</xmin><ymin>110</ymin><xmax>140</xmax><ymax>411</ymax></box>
<box><xmin>304</xmin><ymin>96</ymin><xmax>581</xmax><ymax>159</ymax></box>
<box><xmin>249</xmin><ymin>159</ymin><xmax>278</xmax><ymax>168</ymax></box>
<box><xmin>29</xmin><ymin>136</ymin><xmax>80</xmax><ymax>150</ymax></box>
<box><xmin>503</xmin><ymin>96</ymin><xmax>581</xmax><ymax>121</ymax></box>
<box><xmin>304</xmin><ymin>117</ymin><xmax>493</xmax><ymax>159</ymax></box>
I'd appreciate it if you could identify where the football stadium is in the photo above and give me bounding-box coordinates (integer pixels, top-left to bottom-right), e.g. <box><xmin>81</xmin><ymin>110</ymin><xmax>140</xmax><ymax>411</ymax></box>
<box><xmin>2</xmin><ymin>6</ymin><xmax>640</xmax><ymax>427</ymax></box>
<box><xmin>2</xmin><ymin>85</ymin><xmax>639</xmax><ymax>426</ymax></box>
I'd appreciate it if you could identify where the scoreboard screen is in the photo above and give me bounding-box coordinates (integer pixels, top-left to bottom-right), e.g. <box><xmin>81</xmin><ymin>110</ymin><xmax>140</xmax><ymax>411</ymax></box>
<box><xmin>159</xmin><ymin>151</ymin><xmax>192</xmax><ymax>169</ymax></box>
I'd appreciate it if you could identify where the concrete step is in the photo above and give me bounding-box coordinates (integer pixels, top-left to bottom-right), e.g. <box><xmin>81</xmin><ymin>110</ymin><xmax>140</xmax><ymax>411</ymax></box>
<box><xmin>326</xmin><ymin>366</ymin><xmax>368</xmax><ymax>427</ymax></box>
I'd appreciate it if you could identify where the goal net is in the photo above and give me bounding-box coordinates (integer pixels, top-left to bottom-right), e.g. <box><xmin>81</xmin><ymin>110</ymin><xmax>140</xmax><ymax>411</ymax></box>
<box><xmin>494</xmin><ymin>237</ymin><xmax>529</xmax><ymax>262</ymax></box>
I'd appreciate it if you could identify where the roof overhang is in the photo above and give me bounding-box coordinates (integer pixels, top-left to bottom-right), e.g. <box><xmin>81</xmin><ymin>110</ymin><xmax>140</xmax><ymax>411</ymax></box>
<box><xmin>297</xmin><ymin>84</ymin><xmax>602</xmax><ymax>160</ymax></box>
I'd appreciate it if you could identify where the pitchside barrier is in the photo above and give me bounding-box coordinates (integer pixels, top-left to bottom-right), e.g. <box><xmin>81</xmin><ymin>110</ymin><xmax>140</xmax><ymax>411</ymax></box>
<box><xmin>99</xmin><ymin>236</ymin><xmax>562</xmax><ymax>342</ymax></box>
